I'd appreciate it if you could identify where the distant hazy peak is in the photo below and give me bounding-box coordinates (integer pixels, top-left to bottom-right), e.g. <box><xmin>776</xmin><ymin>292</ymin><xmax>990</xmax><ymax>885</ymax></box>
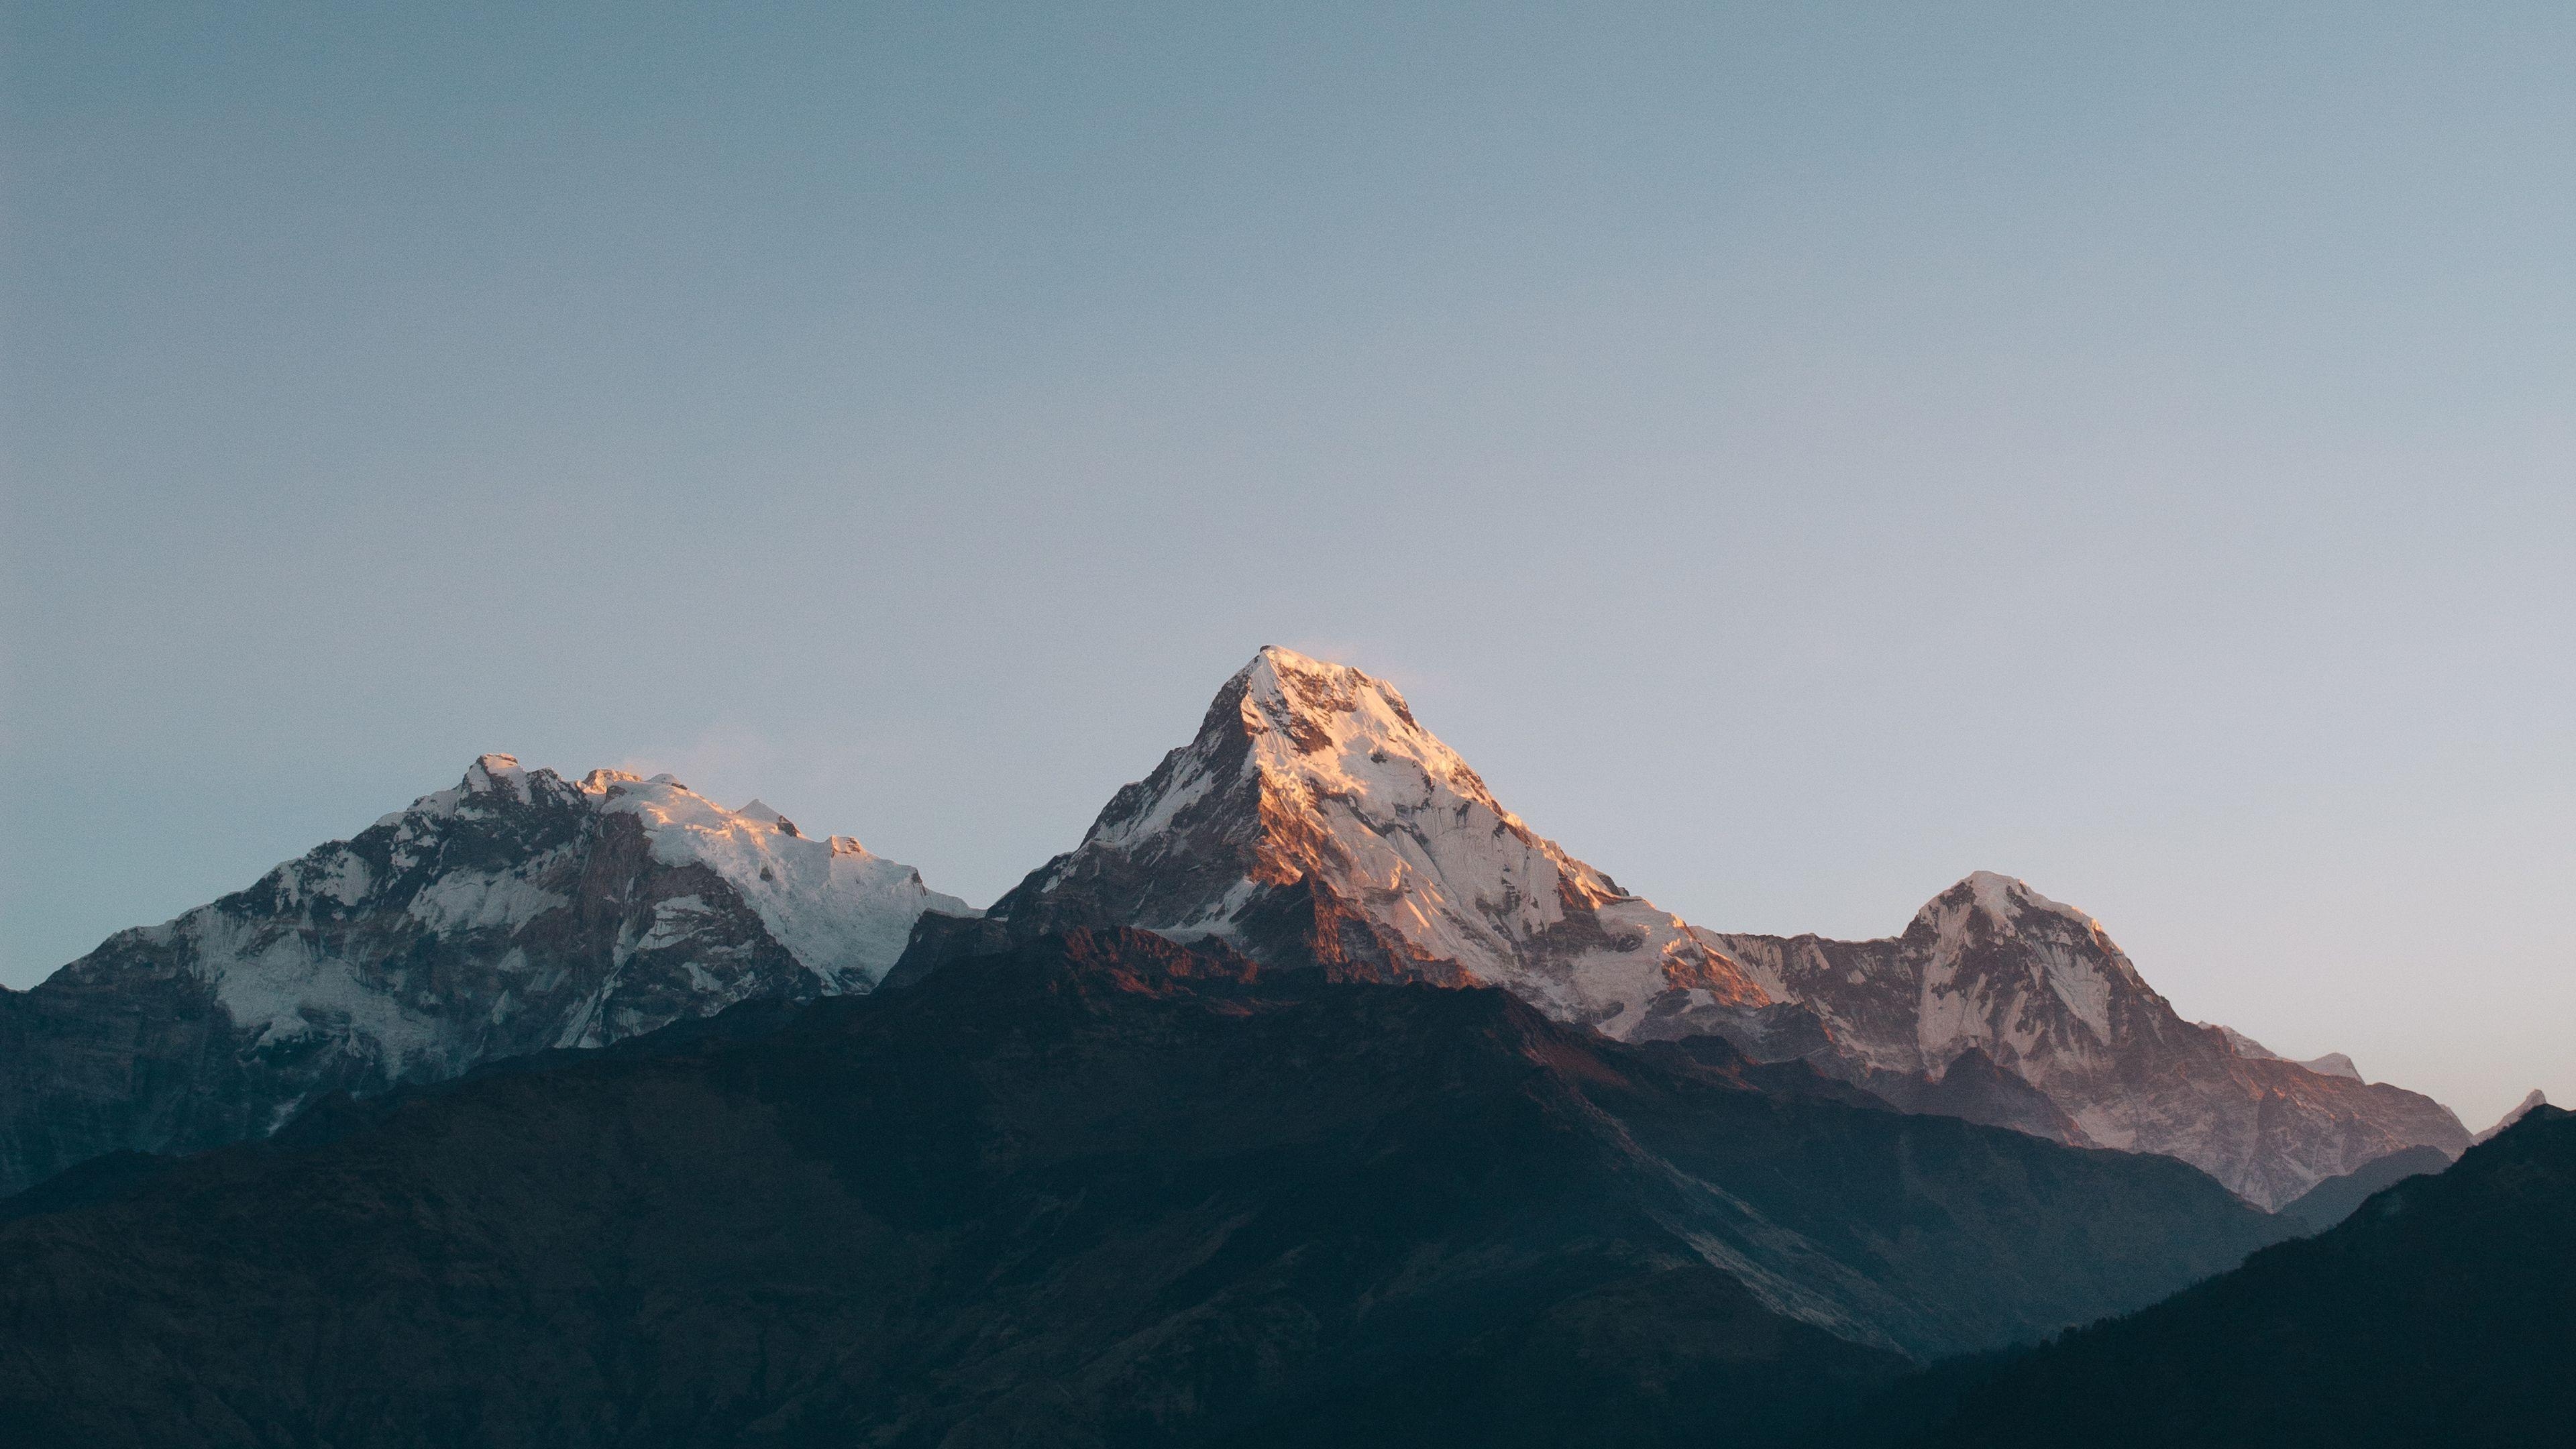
<box><xmin>2205</xmin><ymin>1024</ymin><xmax>2365</xmax><ymax>1081</ymax></box>
<box><xmin>2475</xmin><ymin>1088</ymin><xmax>2550</xmax><ymax>1144</ymax></box>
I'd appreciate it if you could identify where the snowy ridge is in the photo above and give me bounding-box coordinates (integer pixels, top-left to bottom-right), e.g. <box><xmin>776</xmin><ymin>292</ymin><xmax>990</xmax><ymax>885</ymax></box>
<box><xmin>582</xmin><ymin>768</ymin><xmax>969</xmax><ymax>989</ymax></box>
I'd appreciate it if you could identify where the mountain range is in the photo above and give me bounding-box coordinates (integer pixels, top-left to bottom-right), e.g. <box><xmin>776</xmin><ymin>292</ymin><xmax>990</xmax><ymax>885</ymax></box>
<box><xmin>0</xmin><ymin>647</ymin><xmax>2491</xmax><ymax>1210</ymax></box>
<box><xmin>0</xmin><ymin>644</ymin><xmax>2483</xmax><ymax>1206</ymax></box>
<box><xmin>0</xmin><ymin>645</ymin><xmax>2557</xmax><ymax>1446</ymax></box>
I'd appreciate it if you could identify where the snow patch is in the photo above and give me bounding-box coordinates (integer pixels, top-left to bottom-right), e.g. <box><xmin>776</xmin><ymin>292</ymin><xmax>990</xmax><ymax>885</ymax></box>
<box><xmin>464</xmin><ymin>753</ymin><xmax>529</xmax><ymax>800</ymax></box>
<box><xmin>187</xmin><ymin>908</ymin><xmax>449</xmax><ymax>1075</ymax></box>
<box><xmin>1032</xmin><ymin>646</ymin><xmax>1762</xmax><ymax>1030</ymax></box>
<box><xmin>407</xmin><ymin>869</ymin><xmax>572</xmax><ymax>934</ymax></box>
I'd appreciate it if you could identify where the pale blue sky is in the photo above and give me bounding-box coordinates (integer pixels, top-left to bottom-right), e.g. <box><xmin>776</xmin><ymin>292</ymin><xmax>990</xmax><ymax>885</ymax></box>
<box><xmin>4</xmin><ymin>2</ymin><xmax>2569</xmax><ymax>1125</ymax></box>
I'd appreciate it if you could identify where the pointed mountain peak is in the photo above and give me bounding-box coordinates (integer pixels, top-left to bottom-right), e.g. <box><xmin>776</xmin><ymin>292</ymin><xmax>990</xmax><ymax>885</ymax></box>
<box><xmin>1236</xmin><ymin>644</ymin><xmax>1410</xmax><ymax>712</ymax></box>
<box><xmin>1215</xmin><ymin>647</ymin><xmax>1509</xmax><ymax>822</ymax></box>
<box><xmin>1209</xmin><ymin>647</ymin><xmax>1439</xmax><ymax>763</ymax></box>
<box><xmin>737</xmin><ymin>799</ymin><xmax>802</xmax><ymax>836</ymax></box>
<box><xmin>995</xmin><ymin>649</ymin><xmax>1763</xmax><ymax>1032</ymax></box>
<box><xmin>1951</xmin><ymin>871</ymin><xmax>2089</xmax><ymax>922</ymax></box>
<box><xmin>1908</xmin><ymin>873</ymin><xmax>2101</xmax><ymax>948</ymax></box>
<box><xmin>2474</xmin><ymin>1088</ymin><xmax>2549</xmax><ymax>1144</ymax></box>
<box><xmin>393</xmin><ymin>753</ymin><xmax>564</xmax><ymax>824</ymax></box>
<box><xmin>462</xmin><ymin>753</ymin><xmax>530</xmax><ymax>799</ymax></box>
<box><xmin>1245</xmin><ymin>642</ymin><xmax>1346</xmax><ymax>681</ymax></box>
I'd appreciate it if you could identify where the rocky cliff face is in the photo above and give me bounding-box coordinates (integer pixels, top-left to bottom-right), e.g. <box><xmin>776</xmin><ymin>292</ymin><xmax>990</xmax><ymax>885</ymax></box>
<box><xmin>987</xmin><ymin>648</ymin><xmax>2467</xmax><ymax>1208</ymax></box>
<box><xmin>0</xmin><ymin>755</ymin><xmax>967</xmax><ymax>1196</ymax></box>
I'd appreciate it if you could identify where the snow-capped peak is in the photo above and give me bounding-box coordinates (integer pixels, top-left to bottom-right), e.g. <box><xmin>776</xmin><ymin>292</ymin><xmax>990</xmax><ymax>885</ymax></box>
<box><xmin>1002</xmin><ymin>647</ymin><xmax>1764</xmax><ymax>1031</ymax></box>
<box><xmin>1237</xmin><ymin>647</ymin><xmax>1479</xmax><ymax>784</ymax></box>
<box><xmin>463</xmin><ymin>753</ymin><xmax>529</xmax><ymax>800</ymax></box>
<box><xmin>1226</xmin><ymin>645</ymin><xmax>1601</xmax><ymax>875</ymax></box>
<box><xmin>10</xmin><ymin>751</ymin><xmax>986</xmax><ymax>1191</ymax></box>
<box><xmin>383</xmin><ymin>754</ymin><xmax>570</xmax><ymax>826</ymax></box>
<box><xmin>342</xmin><ymin>758</ymin><xmax>969</xmax><ymax>996</ymax></box>
<box><xmin>1945</xmin><ymin>871</ymin><xmax>2095</xmax><ymax>931</ymax></box>
<box><xmin>1904</xmin><ymin>872</ymin><xmax>2141</xmax><ymax>1061</ymax></box>
<box><xmin>737</xmin><ymin>799</ymin><xmax>800</xmax><ymax>837</ymax></box>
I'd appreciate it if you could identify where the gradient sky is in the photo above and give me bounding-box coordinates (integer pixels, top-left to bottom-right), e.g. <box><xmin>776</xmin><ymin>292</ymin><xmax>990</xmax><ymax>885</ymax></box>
<box><xmin>4</xmin><ymin>2</ymin><xmax>2569</xmax><ymax>1127</ymax></box>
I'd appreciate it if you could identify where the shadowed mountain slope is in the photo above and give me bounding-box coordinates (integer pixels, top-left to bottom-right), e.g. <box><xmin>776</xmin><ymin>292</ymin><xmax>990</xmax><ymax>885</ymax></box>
<box><xmin>2273</xmin><ymin>1144</ymin><xmax>2453</xmax><ymax>1234</ymax></box>
<box><xmin>2473</xmin><ymin>1086</ymin><xmax>2548</xmax><ymax>1142</ymax></box>
<box><xmin>0</xmin><ymin>930</ymin><xmax>2284</xmax><ymax>1449</ymax></box>
<box><xmin>1900</xmin><ymin>1106</ymin><xmax>2576</xmax><ymax>1449</ymax></box>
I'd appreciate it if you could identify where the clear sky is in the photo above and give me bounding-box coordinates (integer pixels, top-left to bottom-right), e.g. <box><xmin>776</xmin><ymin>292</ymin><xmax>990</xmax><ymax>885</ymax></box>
<box><xmin>3</xmin><ymin>2</ymin><xmax>2569</xmax><ymax>1127</ymax></box>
